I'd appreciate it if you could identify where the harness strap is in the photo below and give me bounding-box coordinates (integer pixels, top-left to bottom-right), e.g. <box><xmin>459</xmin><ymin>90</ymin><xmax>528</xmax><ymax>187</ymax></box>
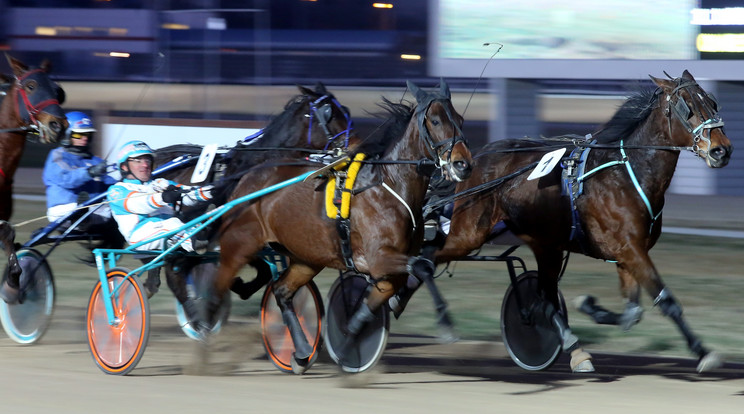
<box><xmin>382</xmin><ymin>182</ymin><xmax>417</xmax><ymax>231</ymax></box>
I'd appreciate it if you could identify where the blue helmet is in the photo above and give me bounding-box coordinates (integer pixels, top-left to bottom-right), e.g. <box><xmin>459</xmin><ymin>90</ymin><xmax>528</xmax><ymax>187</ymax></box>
<box><xmin>116</xmin><ymin>140</ymin><xmax>154</xmax><ymax>166</ymax></box>
<box><xmin>63</xmin><ymin>111</ymin><xmax>96</xmax><ymax>147</ymax></box>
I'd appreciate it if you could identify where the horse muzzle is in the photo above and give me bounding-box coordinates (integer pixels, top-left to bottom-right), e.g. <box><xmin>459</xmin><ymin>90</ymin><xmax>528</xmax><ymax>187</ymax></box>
<box><xmin>441</xmin><ymin>158</ymin><xmax>472</xmax><ymax>182</ymax></box>
<box><xmin>706</xmin><ymin>144</ymin><xmax>732</xmax><ymax>168</ymax></box>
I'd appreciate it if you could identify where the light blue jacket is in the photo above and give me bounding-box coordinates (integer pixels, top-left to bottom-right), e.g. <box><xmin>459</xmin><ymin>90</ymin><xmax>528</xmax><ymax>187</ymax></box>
<box><xmin>42</xmin><ymin>147</ymin><xmax>116</xmax><ymax>209</ymax></box>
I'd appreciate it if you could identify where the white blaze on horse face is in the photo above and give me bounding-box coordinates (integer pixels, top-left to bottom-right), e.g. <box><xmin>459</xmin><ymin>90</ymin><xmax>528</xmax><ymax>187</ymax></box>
<box><xmin>528</xmin><ymin>148</ymin><xmax>567</xmax><ymax>181</ymax></box>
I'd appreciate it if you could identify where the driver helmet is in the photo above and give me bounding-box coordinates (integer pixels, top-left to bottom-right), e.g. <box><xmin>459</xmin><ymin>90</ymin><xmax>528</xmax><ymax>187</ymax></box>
<box><xmin>116</xmin><ymin>140</ymin><xmax>154</xmax><ymax>167</ymax></box>
<box><xmin>63</xmin><ymin>111</ymin><xmax>96</xmax><ymax>147</ymax></box>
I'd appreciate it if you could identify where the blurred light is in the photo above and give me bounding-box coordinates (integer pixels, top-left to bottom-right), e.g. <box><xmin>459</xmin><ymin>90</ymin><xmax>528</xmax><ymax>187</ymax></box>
<box><xmin>35</xmin><ymin>27</ymin><xmax>57</xmax><ymax>36</ymax></box>
<box><xmin>400</xmin><ymin>54</ymin><xmax>421</xmax><ymax>60</ymax></box>
<box><xmin>162</xmin><ymin>23</ymin><xmax>190</xmax><ymax>30</ymax></box>
<box><xmin>697</xmin><ymin>34</ymin><xmax>744</xmax><ymax>52</ymax></box>
<box><xmin>94</xmin><ymin>52</ymin><xmax>131</xmax><ymax>58</ymax></box>
<box><xmin>691</xmin><ymin>8</ymin><xmax>744</xmax><ymax>25</ymax></box>
<box><xmin>373</xmin><ymin>3</ymin><xmax>394</xmax><ymax>8</ymax></box>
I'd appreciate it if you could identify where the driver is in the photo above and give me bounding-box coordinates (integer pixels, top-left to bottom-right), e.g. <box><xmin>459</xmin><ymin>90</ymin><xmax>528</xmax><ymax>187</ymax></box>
<box><xmin>42</xmin><ymin>111</ymin><xmax>116</xmax><ymax>228</ymax></box>
<box><xmin>107</xmin><ymin>140</ymin><xmax>213</xmax><ymax>253</ymax></box>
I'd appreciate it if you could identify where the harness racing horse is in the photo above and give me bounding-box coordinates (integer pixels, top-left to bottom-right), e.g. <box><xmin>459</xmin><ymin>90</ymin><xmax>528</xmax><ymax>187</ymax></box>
<box><xmin>435</xmin><ymin>70</ymin><xmax>732</xmax><ymax>373</ymax></box>
<box><xmin>152</xmin><ymin>82</ymin><xmax>355</xmax><ymax>185</ymax></box>
<box><xmin>212</xmin><ymin>80</ymin><xmax>472</xmax><ymax>373</ymax></box>
<box><xmin>157</xmin><ymin>83</ymin><xmax>358</xmax><ymax>320</ymax></box>
<box><xmin>0</xmin><ymin>54</ymin><xmax>67</xmax><ymax>303</ymax></box>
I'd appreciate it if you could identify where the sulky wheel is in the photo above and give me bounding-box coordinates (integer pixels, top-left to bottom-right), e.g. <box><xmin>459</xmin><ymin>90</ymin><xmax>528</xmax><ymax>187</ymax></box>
<box><xmin>86</xmin><ymin>267</ymin><xmax>150</xmax><ymax>375</ymax></box>
<box><xmin>323</xmin><ymin>272</ymin><xmax>389</xmax><ymax>373</ymax></box>
<box><xmin>260</xmin><ymin>280</ymin><xmax>323</xmax><ymax>373</ymax></box>
<box><xmin>0</xmin><ymin>249</ymin><xmax>55</xmax><ymax>344</ymax></box>
<box><xmin>501</xmin><ymin>271</ymin><xmax>567</xmax><ymax>371</ymax></box>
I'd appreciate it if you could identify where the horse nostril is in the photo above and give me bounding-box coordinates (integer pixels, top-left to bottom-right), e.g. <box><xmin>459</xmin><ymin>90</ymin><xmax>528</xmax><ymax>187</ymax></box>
<box><xmin>50</xmin><ymin>121</ymin><xmax>61</xmax><ymax>133</ymax></box>
<box><xmin>710</xmin><ymin>146</ymin><xmax>728</xmax><ymax>160</ymax></box>
<box><xmin>454</xmin><ymin>160</ymin><xmax>471</xmax><ymax>172</ymax></box>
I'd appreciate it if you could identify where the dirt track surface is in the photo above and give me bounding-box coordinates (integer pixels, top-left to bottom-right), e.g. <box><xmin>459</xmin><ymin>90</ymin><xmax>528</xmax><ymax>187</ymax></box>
<box><xmin>2</xmin><ymin>306</ymin><xmax>743</xmax><ymax>414</ymax></box>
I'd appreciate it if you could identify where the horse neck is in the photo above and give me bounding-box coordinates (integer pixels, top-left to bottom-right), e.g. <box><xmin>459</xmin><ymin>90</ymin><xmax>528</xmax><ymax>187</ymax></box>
<box><xmin>378</xmin><ymin>121</ymin><xmax>431</xmax><ymax>208</ymax></box>
<box><xmin>614</xmin><ymin>108</ymin><xmax>682</xmax><ymax>201</ymax></box>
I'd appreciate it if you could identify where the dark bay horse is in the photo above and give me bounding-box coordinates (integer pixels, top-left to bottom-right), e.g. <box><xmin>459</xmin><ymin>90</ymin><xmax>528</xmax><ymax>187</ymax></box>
<box><xmin>157</xmin><ymin>83</ymin><xmax>359</xmax><ymax>314</ymax></box>
<box><xmin>212</xmin><ymin>80</ymin><xmax>472</xmax><ymax>373</ymax></box>
<box><xmin>153</xmin><ymin>82</ymin><xmax>355</xmax><ymax>185</ymax></box>
<box><xmin>436</xmin><ymin>70</ymin><xmax>732</xmax><ymax>373</ymax></box>
<box><xmin>0</xmin><ymin>54</ymin><xmax>67</xmax><ymax>303</ymax></box>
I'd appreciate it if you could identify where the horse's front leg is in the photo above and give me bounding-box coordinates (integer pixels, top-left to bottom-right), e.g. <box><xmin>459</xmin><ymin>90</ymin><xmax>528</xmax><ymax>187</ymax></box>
<box><xmin>272</xmin><ymin>262</ymin><xmax>321</xmax><ymax>374</ymax></box>
<box><xmin>617</xmin><ymin>249</ymin><xmax>723</xmax><ymax>373</ymax></box>
<box><xmin>533</xmin><ymin>246</ymin><xmax>594</xmax><ymax>373</ymax></box>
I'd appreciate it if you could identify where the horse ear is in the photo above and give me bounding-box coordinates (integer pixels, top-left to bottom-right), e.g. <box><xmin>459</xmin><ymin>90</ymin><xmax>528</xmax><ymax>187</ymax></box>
<box><xmin>649</xmin><ymin>74</ymin><xmax>674</xmax><ymax>91</ymax></box>
<box><xmin>314</xmin><ymin>82</ymin><xmax>328</xmax><ymax>95</ymax></box>
<box><xmin>407</xmin><ymin>80</ymin><xmax>427</xmax><ymax>103</ymax></box>
<box><xmin>297</xmin><ymin>84</ymin><xmax>315</xmax><ymax>96</ymax></box>
<box><xmin>5</xmin><ymin>53</ymin><xmax>28</xmax><ymax>78</ymax></box>
<box><xmin>40</xmin><ymin>58</ymin><xmax>52</xmax><ymax>73</ymax></box>
<box><xmin>681</xmin><ymin>69</ymin><xmax>695</xmax><ymax>81</ymax></box>
<box><xmin>439</xmin><ymin>78</ymin><xmax>451</xmax><ymax>99</ymax></box>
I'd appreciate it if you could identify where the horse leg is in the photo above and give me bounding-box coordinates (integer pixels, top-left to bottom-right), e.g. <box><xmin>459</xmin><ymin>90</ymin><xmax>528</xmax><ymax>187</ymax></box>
<box><xmin>164</xmin><ymin>256</ymin><xmax>206</xmax><ymax>330</ymax></box>
<box><xmin>229</xmin><ymin>257</ymin><xmax>273</xmax><ymax>300</ymax></box>
<box><xmin>0</xmin><ymin>221</ymin><xmax>21</xmax><ymax>304</ymax></box>
<box><xmin>534</xmin><ymin>247</ymin><xmax>594</xmax><ymax>373</ymax></box>
<box><xmin>272</xmin><ymin>262</ymin><xmax>321</xmax><ymax>374</ymax></box>
<box><xmin>618</xmin><ymin>249</ymin><xmax>722</xmax><ymax>373</ymax></box>
<box><xmin>409</xmin><ymin>244</ymin><xmax>459</xmax><ymax>343</ymax></box>
<box><xmin>574</xmin><ymin>269</ymin><xmax>643</xmax><ymax>330</ymax></box>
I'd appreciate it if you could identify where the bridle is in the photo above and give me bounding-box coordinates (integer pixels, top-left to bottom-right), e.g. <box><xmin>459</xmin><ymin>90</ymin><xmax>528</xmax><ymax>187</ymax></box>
<box><xmin>663</xmin><ymin>78</ymin><xmax>724</xmax><ymax>160</ymax></box>
<box><xmin>1</xmin><ymin>68</ymin><xmax>64</xmax><ymax>135</ymax></box>
<box><xmin>307</xmin><ymin>94</ymin><xmax>353</xmax><ymax>152</ymax></box>
<box><xmin>414</xmin><ymin>97</ymin><xmax>467</xmax><ymax>171</ymax></box>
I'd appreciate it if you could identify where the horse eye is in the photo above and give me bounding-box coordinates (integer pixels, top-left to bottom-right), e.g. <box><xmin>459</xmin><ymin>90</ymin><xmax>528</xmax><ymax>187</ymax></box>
<box><xmin>25</xmin><ymin>81</ymin><xmax>37</xmax><ymax>91</ymax></box>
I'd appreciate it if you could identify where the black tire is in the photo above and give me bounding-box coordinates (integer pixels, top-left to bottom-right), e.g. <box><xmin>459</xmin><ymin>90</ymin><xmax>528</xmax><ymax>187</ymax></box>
<box><xmin>323</xmin><ymin>273</ymin><xmax>389</xmax><ymax>373</ymax></box>
<box><xmin>87</xmin><ymin>267</ymin><xmax>150</xmax><ymax>375</ymax></box>
<box><xmin>501</xmin><ymin>271</ymin><xmax>567</xmax><ymax>371</ymax></box>
<box><xmin>0</xmin><ymin>249</ymin><xmax>55</xmax><ymax>344</ymax></box>
<box><xmin>260</xmin><ymin>281</ymin><xmax>324</xmax><ymax>373</ymax></box>
<box><xmin>174</xmin><ymin>262</ymin><xmax>231</xmax><ymax>340</ymax></box>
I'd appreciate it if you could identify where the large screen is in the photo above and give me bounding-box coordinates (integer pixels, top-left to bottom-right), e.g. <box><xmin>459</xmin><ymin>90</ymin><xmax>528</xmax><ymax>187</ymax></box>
<box><xmin>430</xmin><ymin>0</ymin><xmax>744</xmax><ymax>80</ymax></box>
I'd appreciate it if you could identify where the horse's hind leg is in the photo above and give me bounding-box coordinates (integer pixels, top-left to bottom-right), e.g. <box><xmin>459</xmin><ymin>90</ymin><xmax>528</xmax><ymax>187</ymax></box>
<box><xmin>0</xmin><ymin>221</ymin><xmax>21</xmax><ymax>304</ymax></box>
<box><xmin>534</xmin><ymin>247</ymin><xmax>594</xmax><ymax>373</ymax></box>
<box><xmin>272</xmin><ymin>262</ymin><xmax>321</xmax><ymax>374</ymax></box>
<box><xmin>230</xmin><ymin>257</ymin><xmax>273</xmax><ymax>300</ymax></box>
<box><xmin>574</xmin><ymin>269</ymin><xmax>643</xmax><ymax>331</ymax></box>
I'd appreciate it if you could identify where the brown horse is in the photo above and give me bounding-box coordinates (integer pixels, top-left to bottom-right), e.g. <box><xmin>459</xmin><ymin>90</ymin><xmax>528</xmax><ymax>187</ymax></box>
<box><xmin>436</xmin><ymin>70</ymin><xmax>732</xmax><ymax>373</ymax></box>
<box><xmin>154</xmin><ymin>82</ymin><xmax>359</xmax><ymax>305</ymax></box>
<box><xmin>212</xmin><ymin>80</ymin><xmax>472</xmax><ymax>373</ymax></box>
<box><xmin>0</xmin><ymin>54</ymin><xmax>67</xmax><ymax>303</ymax></box>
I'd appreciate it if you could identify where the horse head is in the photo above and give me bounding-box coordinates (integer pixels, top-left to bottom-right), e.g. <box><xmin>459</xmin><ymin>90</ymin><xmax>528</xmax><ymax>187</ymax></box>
<box><xmin>650</xmin><ymin>70</ymin><xmax>732</xmax><ymax>168</ymax></box>
<box><xmin>294</xmin><ymin>82</ymin><xmax>356</xmax><ymax>152</ymax></box>
<box><xmin>4</xmin><ymin>54</ymin><xmax>67</xmax><ymax>143</ymax></box>
<box><xmin>407</xmin><ymin>79</ymin><xmax>472</xmax><ymax>182</ymax></box>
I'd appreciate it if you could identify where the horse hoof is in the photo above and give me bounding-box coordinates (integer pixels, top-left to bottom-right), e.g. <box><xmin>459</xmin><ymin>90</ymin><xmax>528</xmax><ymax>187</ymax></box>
<box><xmin>573</xmin><ymin>295</ymin><xmax>592</xmax><ymax>311</ymax></box>
<box><xmin>0</xmin><ymin>280</ymin><xmax>19</xmax><ymax>305</ymax></box>
<box><xmin>570</xmin><ymin>349</ymin><xmax>595</xmax><ymax>373</ymax></box>
<box><xmin>436</xmin><ymin>325</ymin><xmax>460</xmax><ymax>344</ymax></box>
<box><xmin>291</xmin><ymin>353</ymin><xmax>310</xmax><ymax>375</ymax></box>
<box><xmin>697</xmin><ymin>351</ymin><xmax>724</xmax><ymax>373</ymax></box>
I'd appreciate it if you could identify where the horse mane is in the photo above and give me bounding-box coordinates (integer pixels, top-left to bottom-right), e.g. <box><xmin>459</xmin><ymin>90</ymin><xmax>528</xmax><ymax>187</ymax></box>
<box><xmin>593</xmin><ymin>86</ymin><xmax>659</xmax><ymax>144</ymax></box>
<box><xmin>360</xmin><ymin>97</ymin><xmax>414</xmax><ymax>157</ymax></box>
<box><xmin>260</xmin><ymin>94</ymin><xmax>309</xmax><ymax>148</ymax></box>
